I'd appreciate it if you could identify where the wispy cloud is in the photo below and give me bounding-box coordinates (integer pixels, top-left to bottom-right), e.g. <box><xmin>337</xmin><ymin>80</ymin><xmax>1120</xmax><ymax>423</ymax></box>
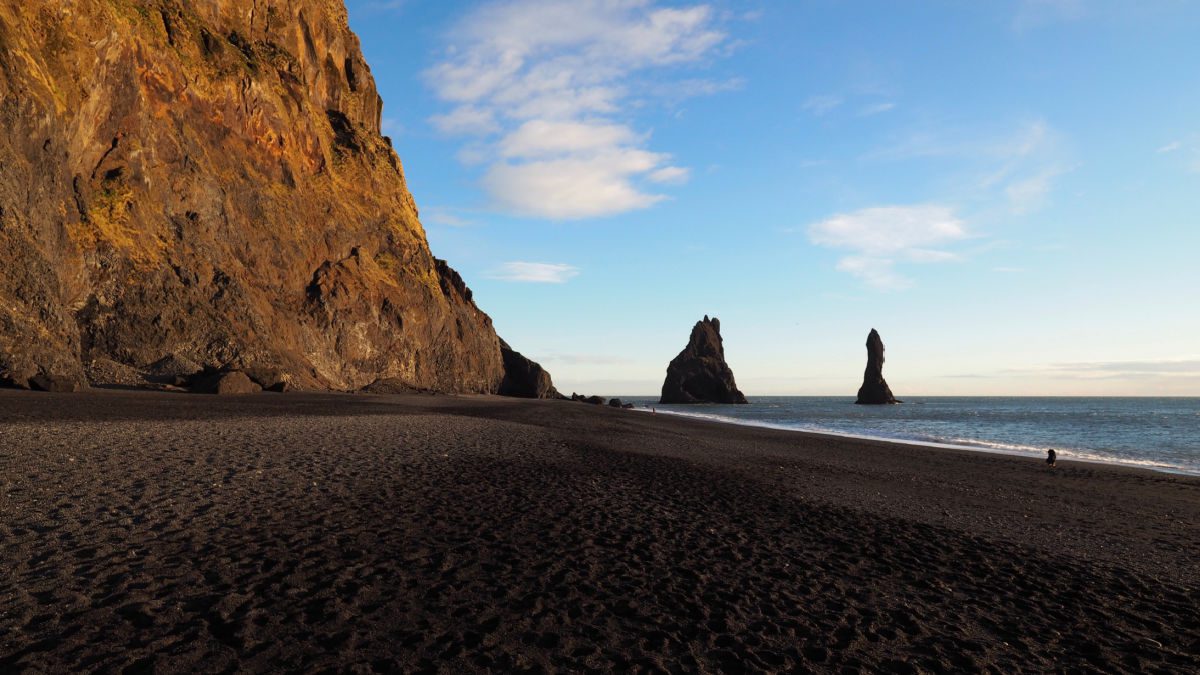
<box><xmin>1156</xmin><ymin>140</ymin><xmax>1182</xmax><ymax>154</ymax></box>
<box><xmin>423</xmin><ymin>207</ymin><xmax>478</xmax><ymax>228</ymax></box>
<box><xmin>425</xmin><ymin>0</ymin><xmax>731</xmax><ymax>220</ymax></box>
<box><xmin>807</xmin><ymin>204</ymin><xmax>968</xmax><ymax>289</ymax></box>
<box><xmin>801</xmin><ymin>94</ymin><xmax>843</xmax><ymax>117</ymax></box>
<box><xmin>429</xmin><ymin>106</ymin><xmax>500</xmax><ymax>136</ymax></box>
<box><xmin>858</xmin><ymin>102</ymin><xmax>896</xmax><ymax>117</ymax></box>
<box><xmin>351</xmin><ymin>0</ymin><xmax>408</xmax><ymax>14</ymax></box>
<box><xmin>1004</xmin><ymin>164</ymin><xmax>1074</xmax><ymax>214</ymax></box>
<box><xmin>871</xmin><ymin>119</ymin><xmax>1072</xmax><ymax>215</ymax></box>
<box><xmin>1046</xmin><ymin>359</ymin><xmax>1200</xmax><ymax>377</ymax></box>
<box><xmin>380</xmin><ymin>118</ymin><xmax>404</xmax><ymax>136</ymax></box>
<box><xmin>488</xmin><ymin>261</ymin><xmax>580</xmax><ymax>283</ymax></box>
<box><xmin>1013</xmin><ymin>0</ymin><xmax>1086</xmax><ymax>32</ymax></box>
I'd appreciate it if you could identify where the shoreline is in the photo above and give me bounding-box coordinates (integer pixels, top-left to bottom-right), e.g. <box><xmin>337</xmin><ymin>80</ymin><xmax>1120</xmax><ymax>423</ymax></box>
<box><xmin>2</xmin><ymin>389</ymin><xmax>1198</xmax><ymax>672</ymax></box>
<box><xmin>633</xmin><ymin>404</ymin><xmax>1200</xmax><ymax>477</ymax></box>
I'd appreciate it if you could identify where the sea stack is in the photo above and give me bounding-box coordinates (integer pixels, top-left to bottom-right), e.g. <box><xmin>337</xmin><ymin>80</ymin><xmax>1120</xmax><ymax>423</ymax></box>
<box><xmin>660</xmin><ymin>316</ymin><xmax>748</xmax><ymax>404</ymax></box>
<box><xmin>856</xmin><ymin>329</ymin><xmax>898</xmax><ymax>404</ymax></box>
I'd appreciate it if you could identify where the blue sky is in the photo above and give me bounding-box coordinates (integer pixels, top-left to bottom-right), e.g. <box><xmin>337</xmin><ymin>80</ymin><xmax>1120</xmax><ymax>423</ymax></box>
<box><xmin>344</xmin><ymin>0</ymin><xmax>1200</xmax><ymax>396</ymax></box>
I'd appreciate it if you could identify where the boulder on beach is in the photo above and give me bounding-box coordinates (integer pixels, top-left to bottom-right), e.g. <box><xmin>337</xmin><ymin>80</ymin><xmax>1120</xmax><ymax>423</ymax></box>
<box><xmin>855</xmin><ymin>328</ymin><xmax>898</xmax><ymax>404</ymax></box>
<box><xmin>660</xmin><ymin>316</ymin><xmax>747</xmax><ymax>404</ymax></box>
<box><xmin>192</xmin><ymin>371</ymin><xmax>262</xmax><ymax>396</ymax></box>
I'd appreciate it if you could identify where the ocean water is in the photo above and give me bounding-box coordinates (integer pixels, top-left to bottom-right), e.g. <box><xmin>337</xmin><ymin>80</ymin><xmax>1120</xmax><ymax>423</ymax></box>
<box><xmin>620</xmin><ymin>396</ymin><xmax>1200</xmax><ymax>476</ymax></box>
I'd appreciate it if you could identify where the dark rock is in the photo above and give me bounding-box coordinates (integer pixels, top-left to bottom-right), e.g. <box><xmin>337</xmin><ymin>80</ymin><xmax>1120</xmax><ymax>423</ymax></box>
<box><xmin>608</xmin><ymin>398</ymin><xmax>624</xmax><ymax>408</ymax></box>
<box><xmin>585</xmin><ymin>395</ymin><xmax>606</xmax><ymax>405</ymax></box>
<box><xmin>192</xmin><ymin>370</ymin><xmax>261</xmax><ymax>395</ymax></box>
<box><xmin>84</xmin><ymin>358</ymin><xmax>146</xmax><ymax>387</ymax></box>
<box><xmin>498</xmin><ymin>340</ymin><xmax>560</xmax><ymax>399</ymax></box>
<box><xmin>855</xmin><ymin>329</ymin><xmax>898</xmax><ymax>404</ymax></box>
<box><xmin>146</xmin><ymin>354</ymin><xmax>203</xmax><ymax>386</ymax></box>
<box><xmin>622</xmin><ymin>403</ymin><xmax>634</xmax><ymax>409</ymax></box>
<box><xmin>660</xmin><ymin>316</ymin><xmax>747</xmax><ymax>404</ymax></box>
<box><xmin>242</xmin><ymin>367</ymin><xmax>292</xmax><ymax>393</ymax></box>
<box><xmin>30</xmin><ymin>371</ymin><xmax>88</xmax><ymax>392</ymax></box>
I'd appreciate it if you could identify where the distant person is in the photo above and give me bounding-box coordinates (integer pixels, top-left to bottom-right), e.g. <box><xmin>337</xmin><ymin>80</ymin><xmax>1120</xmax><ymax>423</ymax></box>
<box><xmin>1046</xmin><ymin>448</ymin><xmax>1057</xmax><ymax>468</ymax></box>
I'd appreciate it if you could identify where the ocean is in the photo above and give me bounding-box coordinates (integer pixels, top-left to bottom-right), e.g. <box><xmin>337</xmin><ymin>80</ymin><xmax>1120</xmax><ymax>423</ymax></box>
<box><xmin>620</xmin><ymin>396</ymin><xmax>1200</xmax><ymax>476</ymax></box>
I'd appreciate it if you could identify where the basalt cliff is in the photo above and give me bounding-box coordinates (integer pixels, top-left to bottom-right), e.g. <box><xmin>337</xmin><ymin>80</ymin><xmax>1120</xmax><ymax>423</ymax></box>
<box><xmin>855</xmin><ymin>328</ymin><xmax>898</xmax><ymax>404</ymax></box>
<box><xmin>660</xmin><ymin>316</ymin><xmax>747</xmax><ymax>405</ymax></box>
<box><xmin>0</xmin><ymin>0</ymin><xmax>518</xmax><ymax>392</ymax></box>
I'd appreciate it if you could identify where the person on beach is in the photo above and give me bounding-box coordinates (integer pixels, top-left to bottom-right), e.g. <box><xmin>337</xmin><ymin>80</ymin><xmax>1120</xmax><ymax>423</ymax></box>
<box><xmin>1046</xmin><ymin>448</ymin><xmax>1057</xmax><ymax>467</ymax></box>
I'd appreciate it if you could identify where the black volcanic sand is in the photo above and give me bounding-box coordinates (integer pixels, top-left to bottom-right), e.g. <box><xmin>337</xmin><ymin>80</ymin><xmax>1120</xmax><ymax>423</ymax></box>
<box><xmin>1</xmin><ymin>391</ymin><xmax>1197</xmax><ymax>673</ymax></box>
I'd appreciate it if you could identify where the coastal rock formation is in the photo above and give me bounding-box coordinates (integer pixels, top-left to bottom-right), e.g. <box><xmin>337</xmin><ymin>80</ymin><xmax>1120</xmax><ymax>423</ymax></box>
<box><xmin>192</xmin><ymin>370</ymin><xmax>262</xmax><ymax>396</ymax></box>
<box><xmin>855</xmin><ymin>329</ymin><xmax>898</xmax><ymax>404</ymax></box>
<box><xmin>660</xmin><ymin>316</ymin><xmax>748</xmax><ymax>404</ymax></box>
<box><xmin>0</xmin><ymin>0</ymin><xmax>506</xmax><ymax>392</ymax></box>
<box><xmin>498</xmin><ymin>340</ymin><xmax>561</xmax><ymax>399</ymax></box>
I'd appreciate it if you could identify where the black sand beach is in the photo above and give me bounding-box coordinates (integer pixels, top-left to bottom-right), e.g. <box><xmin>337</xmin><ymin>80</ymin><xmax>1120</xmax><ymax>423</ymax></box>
<box><xmin>1</xmin><ymin>390</ymin><xmax>1197</xmax><ymax>672</ymax></box>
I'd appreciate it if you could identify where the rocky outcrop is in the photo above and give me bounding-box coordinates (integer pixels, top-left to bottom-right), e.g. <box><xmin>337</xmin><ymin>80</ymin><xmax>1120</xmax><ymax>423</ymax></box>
<box><xmin>660</xmin><ymin>316</ymin><xmax>747</xmax><ymax>404</ymax></box>
<box><xmin>0</xmin><ymin>0</ymin><xmax>504</xmax><ymax>392</ymax></box>
<box><xmin>856</xmin><ymin>329</ymin><xmax>898</xmax><ymax>404</ymax></box>
<box><xmin>498</xmin><ymin>340</ymin><xmax>561</xmax><ymax>399</ymax></box>
<box><xmin>192</xmin><ymin>370</ymin><xmax>262</xmax><ymax>396</ymax></box>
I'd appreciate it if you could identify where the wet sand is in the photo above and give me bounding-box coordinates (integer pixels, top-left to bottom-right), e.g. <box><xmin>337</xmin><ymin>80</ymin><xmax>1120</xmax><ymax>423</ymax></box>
<box><xmin>1</xmin><ymin>389</ymin><xmax>1197</xmax><ymax>672</ymax></box>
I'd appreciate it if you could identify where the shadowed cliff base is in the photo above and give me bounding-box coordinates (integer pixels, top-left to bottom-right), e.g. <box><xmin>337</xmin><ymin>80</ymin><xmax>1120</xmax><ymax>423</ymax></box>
<box><xmin>1</xmin><ymin>389</ymin><xmax>1197</xmax><ymax>672</ymax></box>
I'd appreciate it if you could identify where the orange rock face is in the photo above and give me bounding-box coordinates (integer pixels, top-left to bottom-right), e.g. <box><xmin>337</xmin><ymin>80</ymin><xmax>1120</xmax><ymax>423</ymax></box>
<box><xmin>0</xmin><ymin>0</ymin><xmax>504</xmax><ymax>391</ymax></box>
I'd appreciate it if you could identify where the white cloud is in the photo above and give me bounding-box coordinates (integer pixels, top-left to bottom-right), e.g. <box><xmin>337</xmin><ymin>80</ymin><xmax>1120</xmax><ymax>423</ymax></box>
<box><xmin>483</xmin><ymin>150</ymin><xmax>667</xmax><ymax>219</ymax></box>
<box><xmin>426</xmin><ymin>0</ymin><xmax>730</xmax><ymax>219</ymax></box>
<box><xmin>647</xmin><ymin>165</ymin><xmax>690</xmax><ymax>184</ymax></box>
<box><xmin>807</xmin><ymin>205</ymin><xmax>967</xmax><ymax>289</ymax></box>
<box><xmin>858</xmin><ymin>102</ymin><xmax>896</xmax><ymax>117</ymax></box>
<box><xmin>1157</xmin><ymin>141</ymin><xmax>1182</xmax><ymax>154</ymax></box>
<box><xmin>489</xmin><ymin>261</ymin><xmax>581</xmax><ymax>283</ymax></box>
<box><xmin>429</xmin><ymin>106</ymin><xmax>500</xmax><ymax>136</ymax></box>
<box><xmin>802</xmin><ymin>94</ymin><xmax>843</xmax><ymax>116</ymax></box>
<box><xmin>499</xmin><ymin>120</ymin><xmax>639</xmax><ymax>159</ymax></box>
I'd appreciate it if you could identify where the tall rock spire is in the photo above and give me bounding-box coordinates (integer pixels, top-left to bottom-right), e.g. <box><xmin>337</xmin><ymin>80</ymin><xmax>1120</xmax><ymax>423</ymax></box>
<box><xmin>856</xmin><ymin>329</ymin><xmax>899</xmax><ymax>404</ymax></box>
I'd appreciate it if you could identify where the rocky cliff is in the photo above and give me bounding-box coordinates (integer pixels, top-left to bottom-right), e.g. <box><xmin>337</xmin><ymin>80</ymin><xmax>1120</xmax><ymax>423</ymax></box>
<box><xmin>498</xmin><ymin>339</ymin><xmax>561</xmax><ymax>399</ymax></box>
<box><xmin>855</xmin><ymin>328</ymin><xmax>898</xmax><ymax>404</ymax></box>
<box><xmin>0</xmin><ymin>0</ymin><xmax>506</xmax><ymax>392</ymax></box>
<box><xmin>660</xmin><ymin>316</ymin><xmax>747</xmax><ymax>404</ymax></box>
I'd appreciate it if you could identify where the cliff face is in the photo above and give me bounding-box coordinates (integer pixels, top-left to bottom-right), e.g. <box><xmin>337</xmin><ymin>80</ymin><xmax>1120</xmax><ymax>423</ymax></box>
<box><xmin>660</xmin><ymin>316</ymin><xmax>747</xmax><ymax>404</ymax></box>
<box><xmin>497</xmin><ymin>339</ymin><xmax>560</xmax><ymax>400</ymax></box>
<box><xmin>855</xmin><ymin>328</ymin><xmax>898</xmax><ymax>404</ymax></box>
<box><xmin>0</xmin><ymin>0</ymin><xmax>504</xmax><ymax>391</ymax></box>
